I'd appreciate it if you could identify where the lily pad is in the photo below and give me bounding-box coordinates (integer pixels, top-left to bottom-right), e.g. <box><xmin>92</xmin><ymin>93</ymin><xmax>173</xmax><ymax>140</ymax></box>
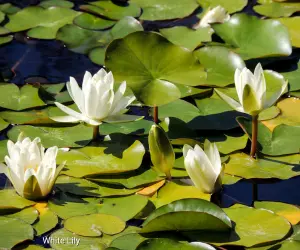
<box><xmin>151</xmin><ymin>182</ymin><xmax>211</xmax><ymax>208</ymax></box>
<box><xmin>64</xmin><ymin>213</ymin><xmax>125</xmax><ymax>236</ymax></box>
<box><xmin>197</xmin><ymin>0</ymin><xmax>247</xmax><ymax>14</ymax></box>
<box><xmin>80</xmin><ymin>1</ymin><xmax>141</xmax><ymax>20</ymax></box>
<box><xmin>282</xmin><ymin>61</ymin><xmax>300</xmax><ymax>91</ymax></box>
<box><xmin>6</xmin><ymin>207</ymin><xmax>38</xmax><ymax>224</ymax></box>
<box><xmin>0</xmin><ymin>3</ymin><xmax>20</xmax><ymax>14</ymax></box>
<box><xmin>56</xmin><ymin>140</ymin><xmax>145</xmax><ymax>177</ymax></box>
<box><xmin>0</xmin><ymin>36</ymin><xmax>13</xmax><ymax>45</ymax></box>
<box><xmin>0</xmin><ymin>117</ymin><xmax>9</xmax><ymax>132</ymax></box>
<box><xmin>194</xmin><ymin>46</ymin><xmax>246</xmax><ymax>87</ymax></box>
<box><xmin>224</xmin><ymin>153</ymin><xmax>300</xmax><ymax>179</ymax></box>
<box><xmin>55</xmin><ymin>175</ymin><xmax>140</xmax><ymax>197</ymax></box>
<box><xmin>213</xmin><ymin>13</ymin><xmax>292</xmax><ymax>59</ymax></box>
<box><xmin>0</xmin><ymin>217</ymin><xmax>34</xmax><ymax>249</ymax></box>
<box><xmin>105</xmin><ymin>31</ymin><xmax>206</xmax><ymax>106</ymax></box>
<box><xmin>0</xmin><ymin>189</ymin><xmax>35</xmax><ymax>214</ymax></box>
<box><xmin>33</xmin><ymin>203</ymin><xmax>58</xmax><ymax>235</ymax></box>
<box><xmin>141</xmin><ymin>198</ymin><xmax>231</xmax><ymax>233</ymax></box>
<box><xmin>131</xmin><ymin>0</ymin><xmax>199</xmax><ymax>20</ymax></box>
<box><xmin>255</xmin><ymin>201</ymin><xmax>300</xmax><ymax>225</ymax></box>
<box><xmin>160</xmin><ymin>26</ymin><xmax>212</xmax><ymax>51</ymax></box>
<box><xmin>237</xmin><ymin>116</ymin><xmax>300</xmax><ymax>155</ymax></box>
<box><xmin>254</xmin><ymin>2</ymin><xmax>300</xmax><ymax>18</ymax></box>
<box><xmin>74</xmin><ymin>13</ymin><xmax>116</xmax><ymax>30</ymax></box>
<box><xmin>50</xmin><ymin>228</ymin><xmax>106</xmax><ymax>249</ymax></box>
<box><xmin>277</xmin><ymin>17</ymin><xmax>300</xmax><ymax>48</ymax></box>
<box><xmin>39</xmin><ymin>0</ymin><xmax>74</xmax><ymax>9</ymax></box>
<box><xmin>0</xmin><ymin>84</ymin><xmax>45</xmax><ymax>111</ymax></box>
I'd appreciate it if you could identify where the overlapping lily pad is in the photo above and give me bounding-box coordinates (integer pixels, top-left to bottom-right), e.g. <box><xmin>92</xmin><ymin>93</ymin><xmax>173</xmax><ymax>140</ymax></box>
<box><xmin>254</xmin><ymin>2</ymin><xmax>300</xmax><ymax>18</ymax></box>
<box><xmin>197</xmin><ymin>0</ymin><xmax>247</xmax><ymax>14</ymax></box>
<box><xmin>213</xmin><ymin>14</ymin><xmax>292</xmax><ymax>59</ymax></box>
<box><xmin>6</xmin><ymin>207</ymin><xmax>38</xmax><ymax>224</ymax></box>
<box><xmin>39</xmin><ymin>0</ymin><xmax>74</xmax><ymax>9</ymax></box>
<box><xmin>105</xmin><ymin>31</ymin><xmax>206</xmax><ymax>106</ymax></box>
<box><xmin>0</xmin><ymin>3</ymin><xmax>20</xmax><ymax>14</ymax></box>
<box><xmin>33</xmin><ymin>203</ymin><xmax>58</xmax><ymax>235</ymax></box>
<box><xmin>74</xmin><ymin>13</ymin><xmax>116</xmax><ymax>30</ymax></box>
<box><xmin>277</xmin><ymin>17</ymin><xmax>300</xmax><ymax>48</ymax></box>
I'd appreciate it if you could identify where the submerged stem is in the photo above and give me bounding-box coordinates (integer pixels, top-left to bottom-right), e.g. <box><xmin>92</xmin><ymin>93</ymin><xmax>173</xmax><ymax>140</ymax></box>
<box><xmin>250</xmin><ymin>115</ymin><xmax>258</xmax><ymax>158</ymax></box>
<box><xmin>153</xmin><ymin>106</ymin><xmax>158</xmax><ymax>124</ymax></box>
<box><xmin>92</xmin><ymin>125</ymin><xmax>100</xmax><ymax>141</ymax></box>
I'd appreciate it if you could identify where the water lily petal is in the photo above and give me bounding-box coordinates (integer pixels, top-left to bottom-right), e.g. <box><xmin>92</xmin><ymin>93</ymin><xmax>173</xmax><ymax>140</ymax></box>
<box><xmin>110</xmin><ymin>95</ymin><xmax>136</xmax><ymax>116</ymax></box>
<box><xmin>204</xmin><ymin>140</ymin><xmax>221</xmax><ymax>176</ymax></box>
<box><xmin>214</xmin><ymin>89</ymin><xmax>244</xmax><ymax>112</ymax></box>
<box><xmin>82</xmin><ymin>71</ymin><xmax>92</xmax><ymax>94</ymax></box>
<box><xmin>50</xmin><ymin>115</ymin><xmax>80</xmax><ymax>123</ymax></box>
<box><xmin>103</xmin><ymin>114</ymin><xmax>143</xmax><ymax>123</ymax></box>
<box><xmin>67</xmin><ymin>77</ymin><xmax>85</xmax><ymax>114</ymax></box>
<box><xmin>53</xmin><ymin>102</ymin><xmax>88</xmax><ymax>122</ymax></box>
<box><xmin>183</xmin><ymin>144</ymin><xmax>193</xmax><ymax>158</ymax></box>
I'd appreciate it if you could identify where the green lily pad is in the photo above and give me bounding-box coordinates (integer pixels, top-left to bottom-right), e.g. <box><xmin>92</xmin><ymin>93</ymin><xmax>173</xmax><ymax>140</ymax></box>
<box><xmin>33</xmin><ymin>205</ymin><xmax>58</xmax><ymax>236</ymax></box>
<box><xmin>64</xmin><ymin>213</ymin><xmax>125</xmax><ymax>236</ymax></box>
<box><xmin>56</xmin><ymin>140</ymin><xmax>145</xmax><ymax>177</ymax></box>
<box><xmin>0</xmin><ymin>189</ymin><xmax>35</xmax><ymax>215</ymax></box>
<box><xmin>131</xmin><ymin>0</ymin><xmax>199</xmax><ymax>20</ymax></box>
<box><xmin>55</xmin><ymin>175</ymin><xmax>140</xmax><ymax>197</ymax></box>
<box><xmin>223</xmin><ymin>174</ymin><xmax>242</xmax><ymax>185</ymax></box>
<box><xmin>213</xmin><ymin>13</ymin><xmax>292</xmax><ymax>59</ymax></box>
<box><xmin>197</xmin><ymin>0</ymin><xmax>247</xmax><ymax>14</ymax></box>
<box><xmin>0</xmin><ymin>3</ymin><xmax>20</xmax><ymax>14</ymax></box>
<box><xmin>80</xmin><ymin>1</ymin><xmax>141</xmax><ymax>20</ymax></box>
<box><xmin>0</xmin><ymin>84</ymin><xmax>45</xmax><ymax>111</ymax></box>
<box><xmin>0</xmin><ymin>116</ymin><xmax>9</xmax><ymax>132</ymax></box>
<box><xmin>0</xmin><ymin>36</ymin><xmax>13</xmax><ymax>45</ymax></box>
<box><xmin>141</xmin><ymin>198</ymin><xmax>231</xmax><ymax>233</ymax></box>
<box><xmin>39</xmin><ymin>83</ymin><xmax>72</xmax><ymax>104</ymax></box>
<box><xmin>0</xmin><ymin>139</ymin><xmax>8</xmax><ymax>161</ymax></box>
<box><xmin>0</xmin><ymin>11</ymin><xmax>5</xmax><ymax>23</ymax></box>
<box><xmin>254</xmin><ymin>2</ymin><xmax>300</xmax><ymax>18</ymax></box>
<box><xmin>194</xmin><ymin>46</ymin><xmax>246</xmax><ymax>87</ymax></box>
<box><xmin>237</xmin><ymin>116</ymin><xmax>300</xmax><ymax>155</ymax></box>
<box><xmin>74</xmin><ymin>13</ymin><xmax>116</xmax><ymax>30</ymax></box>
<box><xmin>282</xmin><ymin>61</ymin><xmax>300</xmax><ymax>91</ymax></box>
<box><xmin>109</xmin><ymin>233</ymin><xmax>147</xmax><ymax>250</ymax></box>
<box><xmin>151</xmin><ymin>182</ymin><xmax>211</xmax><ymax>208</ymax></box>
<box><xmin>6</xmin><ymin>207</ymin><xmax>38</xmax><ymax>224</ymax></box>
<box><xmin>39</xmin><ymin>0</ymin><xmax>74</xmax><ymax>9</ymax></box>
<box><xmin>277</xmin><ymin>17</ymin><xmax>300</xmax><ymax>48</ymax></box>
<box><xmin>8</xmin><ymin>124</ymin><xmax>93</xmax><ymax>148</ymax></box>
<box><xmin>258</xmin><ymin>106</ymin><xmax>280</xmax><ymax>121</ymax></box>
<box><xmin>224</xmin><ymin>153</ymin><xmax>300</xmax><ymax>179</ymax></box>
<box><xmin>50</xmin><ymin>228</ymin><xmax>106</xmax><ymax>249</ymax></box>
<box><xmin>5</xmin><ymin>6</ymin><xmax>79</xmax><ymax>39</ymax></box>
<box><xmin>48</xmin><ymin>192</ymin><xmax>99</xmax><ymax>219</ymax></box>
<box><xmin>0</xmin><ymin>217</ymin><xmax>34</xmax><ymax>249</ymax></box>
<box><xmin>88</xmin><ymin>168</ymin><xmax>164</xmax><ymax>189</ymax></box>
<box><xmin>105</xmin><ymin>31</ymin><xmax>206</xmax><ymax>106</ymax></box>
<box><xmin>159</xmin><ymin>26</ymin><xmax>212</xmax><ymax>51</ymax></box>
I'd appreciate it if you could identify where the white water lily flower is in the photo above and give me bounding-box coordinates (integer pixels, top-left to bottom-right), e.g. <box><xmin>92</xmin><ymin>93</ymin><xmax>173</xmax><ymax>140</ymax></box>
<box><xmin>51</xmin><ymin>68</ymin><xmax>137</xmax><ymax>126</ymax></box>
<box><xmin>194</xmin><ymin>6</ymin><xmax>230</xmax><ymax>29</ymax></box>
<box><xmin>183</xmin><ymin>140</ymin><xmax>223</xmax><ymax>194</ymax></box>
<box><xmin>0</xmin><ymin>134</ymin><xmax>63</xmax><ymax>200</ymax></box>
<box><xmin>215</xmin><ymin>63</ymin><xmax>288</xmax><ymax>116</ymax></box>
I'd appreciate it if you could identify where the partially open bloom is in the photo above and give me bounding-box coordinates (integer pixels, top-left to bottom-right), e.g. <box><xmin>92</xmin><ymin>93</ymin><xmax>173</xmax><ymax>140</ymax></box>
<box><xmin>148</xmin><ymin>125</ymin><xmax>175</xmax><ymax>179</ymax></box>
<box><xmin>215</xmin><ymin>63</ymin><xmax>288</xmax><ymax>116</ymax></box>
<box><xmin>51</xmin><ymin>68</ymin><xmax>137</xmax><ymax>126</ymax></box>
<box><xmin>183</xmin><ymin>140</ymin><xmax>223</xmax><ymax>194</ymax></box>
<box><xmin>194</xmin><ymin>6</ymin><xmax>230</xmax><ymax>29</ymax></box>
<box><xmin>0</xmin><ymin>134</ymin><xmax>63</xmax><ymax>200</ymax></box>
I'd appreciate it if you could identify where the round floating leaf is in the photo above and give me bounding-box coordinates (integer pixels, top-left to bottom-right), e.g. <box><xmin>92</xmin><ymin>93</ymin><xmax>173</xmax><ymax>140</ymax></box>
<box><xmin>262</xmin><ymin>98</ymin><xmax>300</xmax><ymax>131</ymax></box>
<box><xmin>0</xmin><ymin>35</ymin><xmax>13</xmax><ymax>45</ymax></box>
<box><xmin>151</xmin><ymin>182</ymin><xmax>210</xmax><ymax>208</ymax></box>
<box><xmin>222</xmin><ymin>207</ymin><xmax>291</xmax><ymax>247</ymax></box>
<box><xmin>32</xmin><ymin>203</ymin><xmax>58</xmax><ymax>236</ymax></box>
<box><xmin>197</xmin><ymin>0</ymin><xmax>247</xmax><ymax>13</ymax></box>
<box><xmin>213</xmin><ymin>13</ymin><xmax>292</xmax><ymax>59</ymax></box>
<box><xmin>277</xmin><ymin>17</ymin><xmax>300</xmax><ymax>48</ymax></box>
<box><xmin>94</xmin><ymin>195</ymin><xmax>148</xmax><ymax>221</ymax></box>
<box><xmin>0</xmin><ymin>3</ymin><xmax>20</xmax><ymax>14</ymax></box>
<box><xmin>64</xmin><ymin>213</ymin><xmax>125</xmax><ymax>236</ymax></box>
<box><xmin>141</xmin><ymin>198</ymin><xmax>232</xmax><ymax>233</ymax></box>
<box><xmin>131</xmin><ymin>0</ymin><xmax>199</xmax><ymax>20</ymax></box>
<box><xmin>0</xmin><ymin>217</ymin><xmax>34</xmax><ymax>249</ymax></box>
<box><xmin>56</xmin><ymin>140</ymin><xmax>145</xmax><ymax>177</ymax></box>
<box><xmin>194</xmin><ymin>46</ymin><xmax>246</xmax><ymax>87</ymax></box>
<box><xmin>50</xmin><ymin>228</ymin><xmax>106</xmax><ymax>249</ymax></box>
<box><xmin>0</xmin><ymin>84</ymin><xmax>45</xmax><ymax>111</ymax></box>
<box><xmin>74</xmin><ymin>13</ymin><xmax>116</xmax><ymax>30</ymax></box>
<box><xmin>48</xmin><ymin>192</ymin><xmax>99</xmax><ymax>219</ymax></box>
<box><xmin>137</xmin><ymin>238</ymin><xmax>215</xmax><ymax>250</ymax></box>
<box><xmin>255</xmin><ymin>201</ymin><xmax>300</xmax><ymax>225</ymax></box>
<box><xmin>0</xmin><ymin>139</ymin><xmax>8</xmax><ymax>161</ymax></box>
<box><xmin>6</xmin><ymin>207</ymin><xmax>38</xmax><ymax>224</ymax></box>
<box><xmin>80</xmin><ymin>1</ymin><xmax>141</xmax><ymax>20</ymax></box>
<box><xmin>160</xmin><ymin>26</ymin><xmax>212</xmax><ymax>51</ymax></box>
<box><xmin>282</xmin><ymin>61</ymin><xmax>300</xmax><ymax>91</ymax></box>
<box><xmin>223</xmin><ymin>174</ymin><xmax>242</xmax><ymax>185</ymax></box>
<box><xmin>0</xmin><ymin>189</ymin><xmax>35</xmax><ymax>215</ymax></box>
<box><xmin>0</xmin><ymin>117</ymin><xmax>9</xmax><ymax>132</ymax></box>
<box><xmin>105</xmin><ymin>31</ymin><xmax>206</xmax><ymax>106</ymax></box>
<box><xmin>237</xmin><ymin>116</ymin><xmax>300</xmax><ymax>155</ymax></box>
<box><xmin>88</xmin><ymin>47</ymin><xmax>106</xmax><ymax>65</ymax></box>
<box><xmin>0</xmin><ymin>11</ymin><xmax>5</xmax><ymax>23</ymax></box>
<box><xmin>8</xmin><ymin>124</ymin><xmax>92</xmax><ymax>148</ymax></box>
<box><xmin>110</xmin><ymin>233</ymin><xmax>147</xmax><ymax>250</ymax></box>
<box><xmin>55</xmin><ymin>175</ymin><xmax>140</xmax><ymax>197</ymax></box>
<box><xmin>258</xmin><ymin>106</ymin><xmax>280</xmax><ymax>121</ymax></box>
<box><xmin>110</xmin><ymin>16</ymin><xmax>143</xmax><ymax>40</ymax></box>
<box><xmin>224</xmin><ymin>153</ymin><xmax>300</xmax><ymax>179</ymax></box>
<box><xmin>254</xmin><ymin>2</ymin><xmax>300</xmax><ymax>18</ymax></box>
<box><xmin>39</xmin><ymin>0</ymin><xmax>74</xmax><ymax>9</ymax></box>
